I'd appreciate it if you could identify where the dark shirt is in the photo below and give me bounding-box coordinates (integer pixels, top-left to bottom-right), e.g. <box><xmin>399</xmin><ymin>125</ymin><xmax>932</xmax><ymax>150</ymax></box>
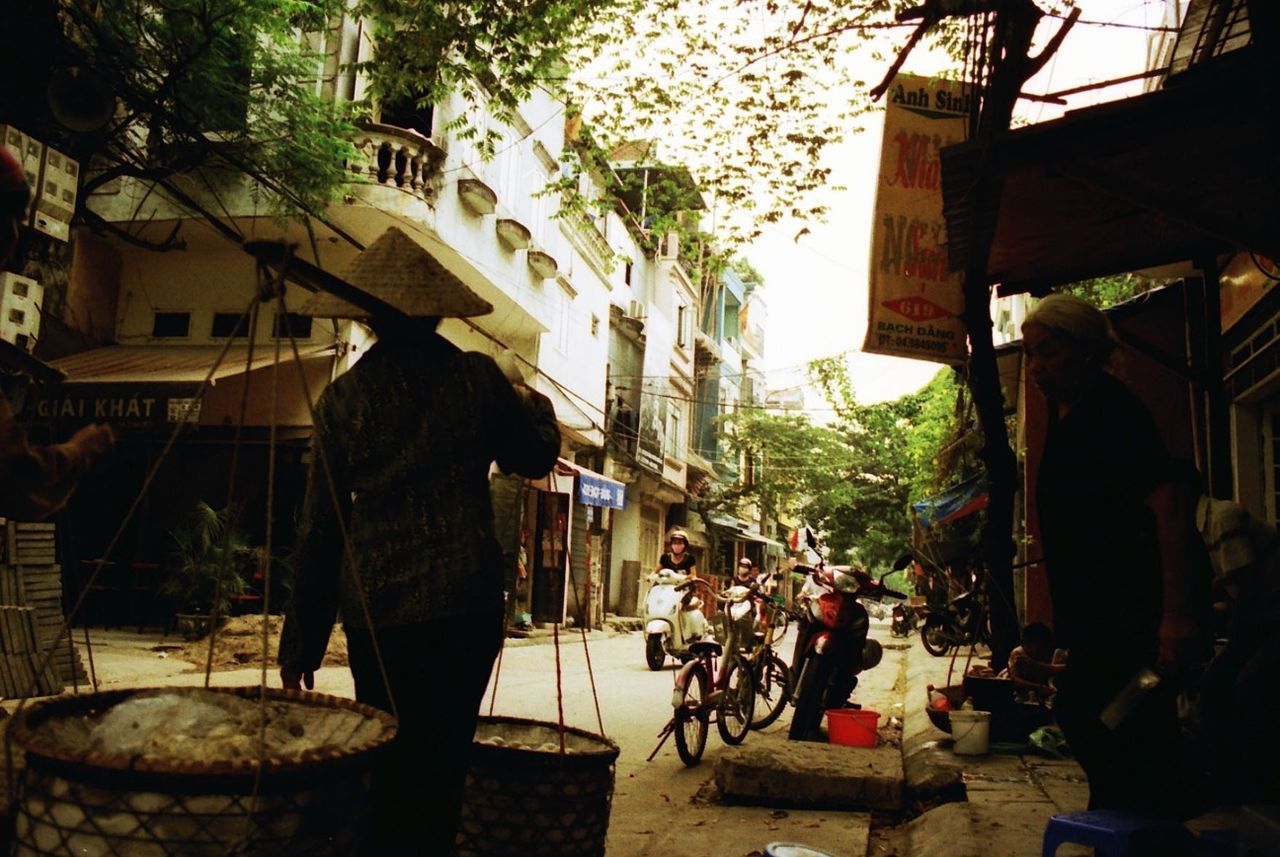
<box><xmin>1036</xmin><ymin>373</ymin><xmax>1170</xmax><ymax>661</ymax></box>
<box><xmin>279</xmin><ymin>333</ymin><xmax>560</xmax><ymax>672</ymax></box>
<box><xmin>659</xmin><ymin>552</ymin><xmax>696</xmax><ymax>573</ymax></box>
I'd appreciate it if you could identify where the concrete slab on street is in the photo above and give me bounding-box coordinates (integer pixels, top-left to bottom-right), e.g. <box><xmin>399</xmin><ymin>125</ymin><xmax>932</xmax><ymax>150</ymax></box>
<box><xmin>717</xmin><ymin>731</ymin><xmax>904</xmax><ymax>811</ymax></box>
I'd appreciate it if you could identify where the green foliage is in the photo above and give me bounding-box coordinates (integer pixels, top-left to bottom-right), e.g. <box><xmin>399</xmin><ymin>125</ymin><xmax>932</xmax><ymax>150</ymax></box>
<box><xmin>731</xmin><ymin>257</ymin><xmax>765</xmax><ymax>288</ymax></box>
<box><xmin>716</xmin><ymin>354</ymin><xmax>978</xmax><ymax>572</ymax></box>
<box><xmin>904</xmin><ymin>367</ymin><xmax>982</xmax><ymax>504</ymax></box>
<box><xmin>359</xmin><ymin>0</ymin><xmax>618</xmax><ymax>153</ymax></box>
<box><xmin>1061</xmin><ymin>273</ymin><xmax>1166</xmax><ymax>309</ymax></box>
<box><xmin>162</xmin><ymin>502</ymin><xmax>250</xmax><ymax>617</ymax></box>
<box><xmin>58</xmin><ymin>0</ymin><xmax>359</xmax><ymax>215</ymax></box>
<box><xmin>559</xmin><ymin>1</ymin><xmax>972</xmax><ymax>247</ymax></box>
<box><xmin>19</xmin><ymin>0</ymin><xmax>995</xmax><ymax>248</ymax></box>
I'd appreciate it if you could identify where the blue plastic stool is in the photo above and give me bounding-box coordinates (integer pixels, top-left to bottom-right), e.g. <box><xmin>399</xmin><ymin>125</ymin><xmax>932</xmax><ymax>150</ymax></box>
<box><xmin>1042</xmin><ymin>811</ymin><xmax>1194</xmax><ymax>857</ymax></box>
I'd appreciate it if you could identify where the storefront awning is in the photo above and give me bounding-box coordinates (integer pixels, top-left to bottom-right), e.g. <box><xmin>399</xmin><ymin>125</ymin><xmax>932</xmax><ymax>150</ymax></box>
<box><xmin>734</xmin><ymin>529</ymin><xmax>784</xmax><ymax>549</ymax></box>
<box><xmin>49</xmin><ymin>344</ymin><xmax>337</xmax><ymax>384</ymax></box>
<box><xmin>527</xmin><ymin>458</ymin><xmax>626</xmax><ymax>509</ymax></box>
<box><xmin>710</xmin><ymin>515</ymin><xmax>784</xmax><ymax>548</ymax></box>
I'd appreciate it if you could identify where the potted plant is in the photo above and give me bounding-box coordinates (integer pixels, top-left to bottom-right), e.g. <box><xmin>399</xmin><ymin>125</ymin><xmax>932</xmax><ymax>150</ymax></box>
<box><xmin>162</xmin><ymin>502</ymin><xmax>251</xmax><ymax>640</ymax></box>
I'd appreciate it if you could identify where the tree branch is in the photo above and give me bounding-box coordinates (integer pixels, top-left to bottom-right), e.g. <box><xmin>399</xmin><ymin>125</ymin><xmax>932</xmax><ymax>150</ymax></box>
<box><xmin>1025</xmin><ymin>6</ymin><xmax>1080</xmax><ymax>78</ymax></box>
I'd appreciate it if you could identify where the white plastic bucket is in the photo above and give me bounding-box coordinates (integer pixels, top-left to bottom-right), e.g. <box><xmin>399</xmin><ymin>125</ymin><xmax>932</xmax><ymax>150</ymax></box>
<box><xmin>950</xmin><ymin>709</ymin><xmax>991</xmax><ymax>755</ymax></box>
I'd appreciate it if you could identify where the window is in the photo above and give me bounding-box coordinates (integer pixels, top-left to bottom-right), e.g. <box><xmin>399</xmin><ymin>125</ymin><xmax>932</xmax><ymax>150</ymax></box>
<box><xmin>555</xmin><ymin>289</ymin><xmax>571</xmax><ymax>355</ymax></box>
<box><xmin>378</xmin><ymin>95</ymin><xmax>434</xmax><ymax>137</ymax></box>
<box><xmin>152</xmin><ymin>312</ymin><xmax>190</xmax><ymax>338</ymax></box>
<box><xmin>210</xmin><ymin>313</ymin><xmax>248</xmax><ymax>338</ymax></box>
<box><xmin>666</xmin><ymin>408</ymin><xmax>682</xmax><ymax>458</ymax></box>
<box><xmin>624</xmin><ymin>261</ymin><xmax>633</xmax><ymax>286</ymax></box>
<box><xmin>677</xmin><ymin>305</ymin><xmax>688</xmax><ymax>347</ymax></box>
<box><xmin>272</xmin><ymin>312</ymin><xmax>314</xmax><ymax>339</ymax></box>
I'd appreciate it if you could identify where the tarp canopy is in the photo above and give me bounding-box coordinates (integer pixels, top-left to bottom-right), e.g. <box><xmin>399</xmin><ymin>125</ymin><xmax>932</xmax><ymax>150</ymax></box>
<box><xmin>911</xmin><ymin>474</ymin><xmax>989</xmax><ymax>529</ymax></box>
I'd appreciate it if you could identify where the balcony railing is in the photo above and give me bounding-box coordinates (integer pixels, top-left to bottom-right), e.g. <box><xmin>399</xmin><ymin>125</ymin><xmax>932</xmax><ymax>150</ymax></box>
<box><xmin>347</xmin><ymin>122</ymin><xmax>446</xmax><ymax>201</ymax></box>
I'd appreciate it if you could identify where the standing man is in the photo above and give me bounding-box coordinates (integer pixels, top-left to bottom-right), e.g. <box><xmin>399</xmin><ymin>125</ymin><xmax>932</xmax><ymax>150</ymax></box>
<box><xmin>1023</xmin><ymin>293</ymin><xmax>1205</xmax><ymax>814</ymax></box>
<box><xmin>1</xmin><ymin>147</ymin><xmax>113</xmax><ymax>519</ymax></box>
<box><xmin>278</xmin><ymin>227</ymin><xmax>560</xmax><ymax>854</ymax></box>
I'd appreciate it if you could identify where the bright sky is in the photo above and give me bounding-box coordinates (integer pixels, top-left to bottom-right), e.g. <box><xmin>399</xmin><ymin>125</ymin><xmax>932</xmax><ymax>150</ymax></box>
<box><xmin>747</xmin><ymin>0</ymin><xmax>1175</xmax><ymax>405</ymax></box>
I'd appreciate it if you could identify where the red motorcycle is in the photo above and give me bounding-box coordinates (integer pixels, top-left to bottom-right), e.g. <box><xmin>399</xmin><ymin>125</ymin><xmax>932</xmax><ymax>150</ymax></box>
<box><xmin>787</xmin><ymin>563</ymin><xmax>906</xmax><ymax>741</ymax></box>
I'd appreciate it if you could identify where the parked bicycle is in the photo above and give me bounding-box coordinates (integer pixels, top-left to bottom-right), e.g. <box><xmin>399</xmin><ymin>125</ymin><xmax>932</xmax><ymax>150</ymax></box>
<box><xmin>649</xmin><ymin>578</ymin><xmax>757</xmax><ymax>766</ymax></box>
<box><xmin>747</xmin><ymin>596</ymin><xmax>792</xmax><ymax>731</ymax></box>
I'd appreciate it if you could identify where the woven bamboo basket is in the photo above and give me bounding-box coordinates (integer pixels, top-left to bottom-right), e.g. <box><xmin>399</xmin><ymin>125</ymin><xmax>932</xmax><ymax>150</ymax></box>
<box><xmin>455</xmin><ymin>715</ymin><xmax>620</xmax><ymax>857</ymax></box>
<box><xmin>5</xmin><ymin>686</ymin><xmax>396</xmax><ymax>856</ymax></box>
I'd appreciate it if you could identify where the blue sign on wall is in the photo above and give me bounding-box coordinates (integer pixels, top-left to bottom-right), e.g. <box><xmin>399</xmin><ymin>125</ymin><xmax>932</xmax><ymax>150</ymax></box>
<box><xmin>577</xmin><ymin>472</ymin><xmax>626</xmax><ymax>509</ymax></box>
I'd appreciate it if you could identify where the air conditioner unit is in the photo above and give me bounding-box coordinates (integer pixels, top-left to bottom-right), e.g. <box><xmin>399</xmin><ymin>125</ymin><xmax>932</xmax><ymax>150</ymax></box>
<box><xmin>0</xmin><ymin>125</ymin><xmax>42</xmax><ymax>224</ymax></box>
<box><xmin>626</xmin><ymin>299</ymin><xmax>647</xmax><ymax>321</ymax></box>
<box><xmin>1</xmin><ymin>272</ymin><xmax>44</xmax><ymax>353</ymax></box>
<box><xmin>32</xmin><ymin>144</ymin><xmax>79</xmax><ymax>242</ymax></box>
<box><xmin>660</xmin><ymin>231</ymin><xmax>680</xmax><ymax>260</ymax></box>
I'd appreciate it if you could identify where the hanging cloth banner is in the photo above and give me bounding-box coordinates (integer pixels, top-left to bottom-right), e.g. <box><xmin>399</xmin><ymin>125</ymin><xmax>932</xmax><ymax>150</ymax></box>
<box><xmin>863</xmin><ymin>73</ymin><xmax>972</xmax><ymax>365</ymax></box>
<box><xmin>911</xmin><ymin>473</ymin><xmax>989</xmax><ymax>529</ymax></box>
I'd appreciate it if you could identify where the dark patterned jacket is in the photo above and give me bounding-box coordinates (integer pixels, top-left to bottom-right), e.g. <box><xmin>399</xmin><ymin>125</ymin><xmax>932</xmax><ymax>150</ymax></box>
<box><xmin>279</xmin><ymin>333</ymin><xmax>559</xmax><ymax>672</ymax></box>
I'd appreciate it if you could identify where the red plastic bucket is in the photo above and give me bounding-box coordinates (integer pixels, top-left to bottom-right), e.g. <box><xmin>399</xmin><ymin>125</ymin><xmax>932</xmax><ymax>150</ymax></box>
<box><xmin>825</xmin><ymin>709</ymin><xmax>879</xmax><ymax>747</ymax></box>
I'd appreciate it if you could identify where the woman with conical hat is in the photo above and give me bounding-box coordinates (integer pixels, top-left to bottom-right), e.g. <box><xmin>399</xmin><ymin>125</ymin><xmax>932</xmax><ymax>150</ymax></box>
<box><xmin>278</xmin><ymin>227</ymin><xmax>560</xmax><ymax>854</ymax></box>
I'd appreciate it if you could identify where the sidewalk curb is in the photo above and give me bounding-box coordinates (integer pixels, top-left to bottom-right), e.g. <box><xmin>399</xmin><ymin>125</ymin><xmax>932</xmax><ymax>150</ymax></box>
<box><xmin>900</xmin><ymin>638</ymin><xmax>965</xmax><ymax>805</ymax></box>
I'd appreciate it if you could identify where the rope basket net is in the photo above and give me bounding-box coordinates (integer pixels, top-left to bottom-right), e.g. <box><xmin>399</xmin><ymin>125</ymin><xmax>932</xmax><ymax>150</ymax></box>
<box><xmin>456</xmin><ymin>716</ymin><xmax>619</xmax><ymax>857</ymax></box>
<box><xmin>6</xmin><ymin>686</ymin><xmax>396</xmax><ymax>856</ymax></box>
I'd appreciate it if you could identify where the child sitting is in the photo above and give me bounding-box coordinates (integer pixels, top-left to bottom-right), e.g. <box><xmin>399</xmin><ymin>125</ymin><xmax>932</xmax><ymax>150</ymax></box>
<box><xmin>1003</xmin><ymin>622</ymin><xmax>1068</xmax><ymax>703</ymax></box>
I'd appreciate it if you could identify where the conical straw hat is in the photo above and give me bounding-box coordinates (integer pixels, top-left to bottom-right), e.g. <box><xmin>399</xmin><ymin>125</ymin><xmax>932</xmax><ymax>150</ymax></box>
<box><xmin>300</xmin><ymin>227</ymin><xmax>493</xmax><ymax>319</ymax></box>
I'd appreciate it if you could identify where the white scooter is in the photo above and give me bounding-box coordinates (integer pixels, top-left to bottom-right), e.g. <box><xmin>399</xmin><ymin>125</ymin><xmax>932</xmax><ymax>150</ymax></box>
<box><xmin>643</xmin><ymin>569</ymin><xmax>709</xmax><ymax>671</ymax></box>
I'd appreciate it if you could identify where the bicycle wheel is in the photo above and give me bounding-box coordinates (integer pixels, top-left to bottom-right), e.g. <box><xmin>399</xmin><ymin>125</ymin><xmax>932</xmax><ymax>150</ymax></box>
<box><xmin>673</xmin><ymin>663</ymin><xmax>709</xmax><ymax>766</ymax></box>
<box><xmin>716</xmin><ymin>660</ymin><xmax>755</xmax><ymax>745</ymax></box>
<box><xmin>750</xmin><ymin>653</ymin><xmax>791</xmax><ymax>730</ymax></box>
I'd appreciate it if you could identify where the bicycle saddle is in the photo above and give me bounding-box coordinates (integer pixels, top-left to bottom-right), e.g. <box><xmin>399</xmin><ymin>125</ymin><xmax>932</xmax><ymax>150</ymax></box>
<box><xmin>689</xmin><ymin>639</ymin><xmax>722</xmax><ymax>656</ymax></box>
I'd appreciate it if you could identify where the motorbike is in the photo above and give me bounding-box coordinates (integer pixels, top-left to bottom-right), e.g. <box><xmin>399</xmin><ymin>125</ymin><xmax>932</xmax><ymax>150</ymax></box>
<box><xmin>890</xmin><ymin>602</ymin><xmax>921</xmax><ymax>637</ymax></box>
<box><xmin>919</xmin><ymin>586</ymin><xmax>990</xmax><ymax>656</ymax></box>
<box><xmin>890</xmin><ymin>553</ymin><xmax>989</xmax><ymax>656</ymax></box>
<box><xmin>643</xmin><ymin>568</ymin><xmax>709</xmax><ymax>670</ymax></box>
<box><xmin>787</xmin><ymin>563</ymin><xmax>906</xmax><ymax>741</ymax></box>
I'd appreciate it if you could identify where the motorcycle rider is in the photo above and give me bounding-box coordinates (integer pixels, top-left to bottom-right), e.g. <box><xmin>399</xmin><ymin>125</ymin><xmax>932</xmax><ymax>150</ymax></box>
<box><xmin>658</xmin><ymin>528</ymin><xmax>697</xmax><ymax>577</ymax></box>
<box><xmin>658</xmin><ymin>528</ymin><xmax>698</xmax><ymax>607</ymax></box>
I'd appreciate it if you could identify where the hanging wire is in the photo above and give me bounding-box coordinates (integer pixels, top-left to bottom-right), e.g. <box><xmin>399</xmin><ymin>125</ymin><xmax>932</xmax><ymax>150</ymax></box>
<box><xmin>204</xmin><ymin>301</ymin><xmax>262</xmax><ymax>688</ymax></box>
<box><xmin>563</xmin><ymin>509</ymin><xmax>607</xmax><ymax>736</ymax></box>
<box><xmin>243</xmin><ymin>263</ymin><xmax>289</xmax><ymax>845</ymax></box>
<box><xmin>552</xmin><ymin>620</ymin><xmax>567</xmax><ymax>755</ymax></box>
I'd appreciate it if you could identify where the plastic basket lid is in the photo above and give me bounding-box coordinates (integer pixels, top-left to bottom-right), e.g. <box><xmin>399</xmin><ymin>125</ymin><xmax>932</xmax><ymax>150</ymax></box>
<box><xmin>764</xmin><ymin>843</ymin><xmax>837</xmax><ymax>857</ymax></box>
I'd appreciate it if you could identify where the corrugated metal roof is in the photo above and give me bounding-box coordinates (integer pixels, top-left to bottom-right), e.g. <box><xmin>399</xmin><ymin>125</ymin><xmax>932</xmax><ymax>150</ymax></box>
<box><xmin>49</xmin><ymin>344</ymin><xmax>336</xmax><ymax>384</ymax></box>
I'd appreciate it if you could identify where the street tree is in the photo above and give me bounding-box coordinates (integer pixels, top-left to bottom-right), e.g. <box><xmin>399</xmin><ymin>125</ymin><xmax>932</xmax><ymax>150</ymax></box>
<box><xmin>715</xmin><ymin>355</ymin><xmax>965</xmax><ymax>572</ymax></box>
